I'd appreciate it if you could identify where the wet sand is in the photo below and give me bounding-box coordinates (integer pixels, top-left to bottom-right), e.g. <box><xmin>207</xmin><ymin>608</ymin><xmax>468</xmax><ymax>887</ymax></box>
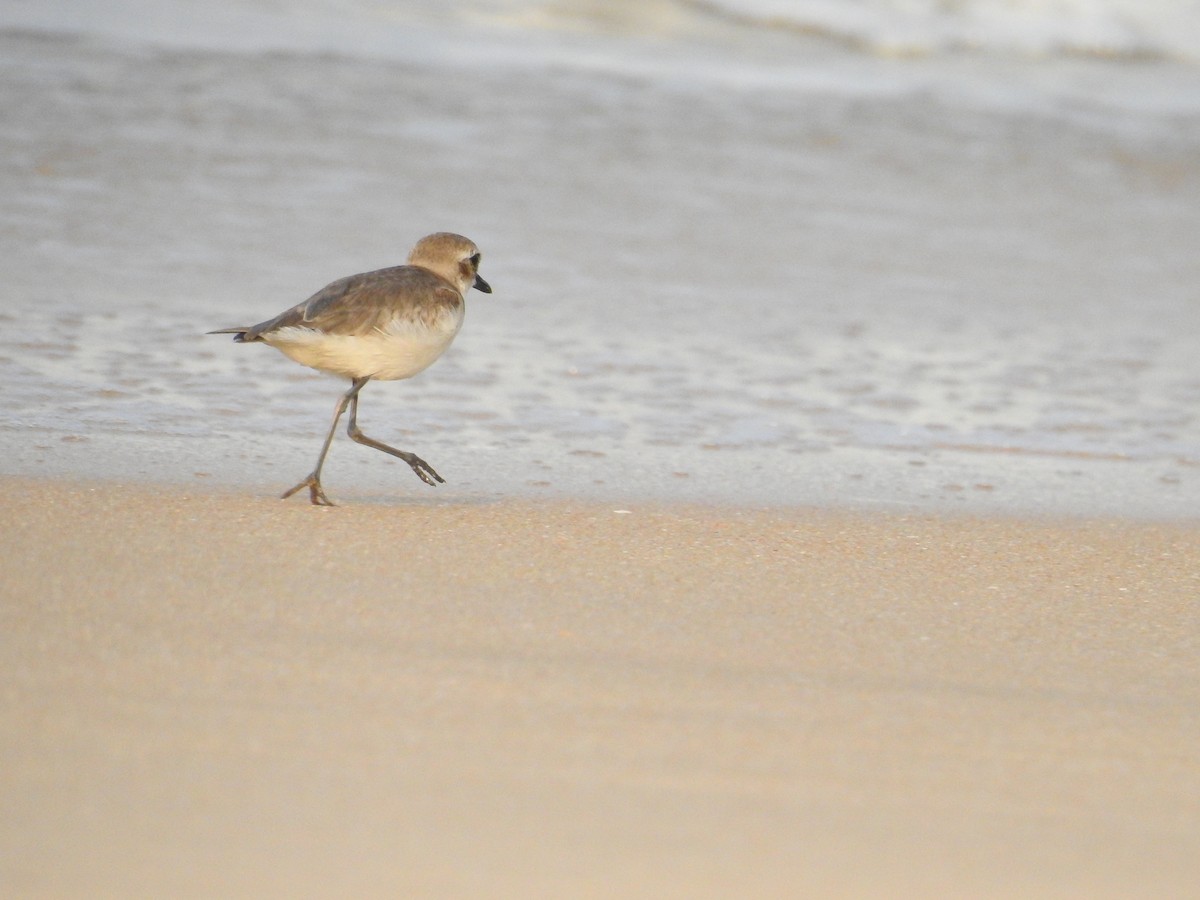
<box><xmin>3</xmin><ymin>476</ymin><xmax>1198</xmax><ymax>897</ymax></box>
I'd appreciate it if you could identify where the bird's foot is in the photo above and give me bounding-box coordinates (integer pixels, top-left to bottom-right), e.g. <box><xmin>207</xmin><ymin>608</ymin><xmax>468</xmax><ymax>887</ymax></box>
<box><xmin>281</xmin><ymin>474</ymin><xmax>335</xmax><ymax>506</ymax></box>
<box><xmin>345</xmin><ymin>426</ymin><xmax>446</xmax><ymax>488</ymax></box>
<box><xmin>404</xmin><ymin>453</ymin><xmax>445</xmax><ymax>487</ymax></box>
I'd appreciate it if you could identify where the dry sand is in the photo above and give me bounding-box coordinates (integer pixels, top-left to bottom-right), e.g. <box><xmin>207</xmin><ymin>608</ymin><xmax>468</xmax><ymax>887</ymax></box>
<box><xmin>2</xmin><ymin>475</ymin><xmax>1198</xmax><ymax>897</ymax></box>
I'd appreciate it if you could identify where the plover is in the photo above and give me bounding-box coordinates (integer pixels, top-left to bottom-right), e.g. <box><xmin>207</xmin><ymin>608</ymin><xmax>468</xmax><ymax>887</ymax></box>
<box><xmin>209</xmin><ymin>232</ymin><xmax>491</xmax><ymax>506</ymax></box>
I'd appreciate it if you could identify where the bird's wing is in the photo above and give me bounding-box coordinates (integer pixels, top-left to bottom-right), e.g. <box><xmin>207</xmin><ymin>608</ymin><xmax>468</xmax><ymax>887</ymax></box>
<box><xmin>241</xmin><ymin>266</ymin><xmax>461</xmax><ymax>340</ymax></box>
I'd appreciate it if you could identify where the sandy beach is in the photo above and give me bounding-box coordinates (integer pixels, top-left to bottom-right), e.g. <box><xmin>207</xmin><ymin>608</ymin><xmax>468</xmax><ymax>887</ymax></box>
<box><xmin>3</xmin><ymin>476</ymin><xmax>1199</xmax><ymax>896</ymax></box>
<box><xmin>4</xmin><ymin>0</ymin><xmax>1200</xmax><ymax>895</ymax></box>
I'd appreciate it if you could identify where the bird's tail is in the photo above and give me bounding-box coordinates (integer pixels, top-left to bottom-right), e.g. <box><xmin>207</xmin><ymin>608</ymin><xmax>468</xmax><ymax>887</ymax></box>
<box><xmin>207</xmin><ymin>327</ymin><xmax>254</xmax><ymax>342</ymax></box>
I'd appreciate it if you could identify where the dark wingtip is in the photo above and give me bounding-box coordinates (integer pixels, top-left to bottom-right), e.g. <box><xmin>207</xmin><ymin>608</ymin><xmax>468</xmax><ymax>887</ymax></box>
<box><xmin>207</xmin><ymin>328</ymin><xmax>251</xmax><ymax>342</ymax></box>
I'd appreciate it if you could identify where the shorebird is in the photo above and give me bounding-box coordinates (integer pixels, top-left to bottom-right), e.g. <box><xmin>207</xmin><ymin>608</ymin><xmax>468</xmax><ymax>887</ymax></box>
<box><xmin>209</xmin><ymin>232</ymin><xmax>491</xmax><ymax>506</ymax></box>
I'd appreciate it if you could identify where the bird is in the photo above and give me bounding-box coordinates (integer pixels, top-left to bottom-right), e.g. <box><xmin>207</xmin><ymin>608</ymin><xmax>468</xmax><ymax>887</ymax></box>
<box><xmin>209</xmin><ymin>232</ymin><xmax>492</xmax><ymax>506</ymax></box>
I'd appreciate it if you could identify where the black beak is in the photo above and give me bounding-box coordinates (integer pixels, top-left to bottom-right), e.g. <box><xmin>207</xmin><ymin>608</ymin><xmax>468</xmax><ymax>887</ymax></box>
<box><xmin>473</xmin><ymin>274</ymin><xmax>492</xmax><ymax>293</ymax></box>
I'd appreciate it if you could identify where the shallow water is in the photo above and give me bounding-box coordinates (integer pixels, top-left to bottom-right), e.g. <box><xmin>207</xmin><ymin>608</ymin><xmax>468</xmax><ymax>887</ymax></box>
<box><xmin>2</xmin><ymin>5</ymin><xmax>1199</xmax><ymax>516</ymax></box>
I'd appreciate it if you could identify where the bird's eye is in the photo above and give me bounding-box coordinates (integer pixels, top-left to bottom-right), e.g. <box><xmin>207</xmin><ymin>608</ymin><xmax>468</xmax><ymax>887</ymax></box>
<box><xmin>469</xmin><ymin>253</ymin><xmax>481</xmax><ymax>267</ymax></box>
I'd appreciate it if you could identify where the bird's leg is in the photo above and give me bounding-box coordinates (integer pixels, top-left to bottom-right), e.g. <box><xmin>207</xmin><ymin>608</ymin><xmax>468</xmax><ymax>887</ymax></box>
<box><xmin>282</xmin><ymin>377</ymin><xmax>370</xmax><ymax>505</ymax></box>
<box><xmin>346</xmin><ymin>390</ymin><xmax>445</xmax><ymax>487</ymax></box>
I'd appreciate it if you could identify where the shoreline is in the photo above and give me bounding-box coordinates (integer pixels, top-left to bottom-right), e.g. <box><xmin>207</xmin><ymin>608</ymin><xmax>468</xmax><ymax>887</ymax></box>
<box><xmin>4</xmin><ymin>474</ymin><xmax>1199</xmax><ymax>896</ymax></box>
<box><xmin>5</xmin><ymin>425</ymin><xmax>1198</xmax><ymax>523</ymax></box>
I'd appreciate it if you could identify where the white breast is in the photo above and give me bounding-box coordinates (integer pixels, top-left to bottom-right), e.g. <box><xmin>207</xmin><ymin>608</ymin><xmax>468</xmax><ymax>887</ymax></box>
<box><xmin>264</xmin><ymin>308</ymin><xmax>464</xmax><ymax>381</ymax></box>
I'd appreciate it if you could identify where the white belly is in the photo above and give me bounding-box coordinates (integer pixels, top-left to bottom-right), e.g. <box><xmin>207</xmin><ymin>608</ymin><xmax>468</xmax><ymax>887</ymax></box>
<box><xmin>265</xmin><ymin>313</ymin><xmax>463</xmax><ymax>381</ymax></box>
